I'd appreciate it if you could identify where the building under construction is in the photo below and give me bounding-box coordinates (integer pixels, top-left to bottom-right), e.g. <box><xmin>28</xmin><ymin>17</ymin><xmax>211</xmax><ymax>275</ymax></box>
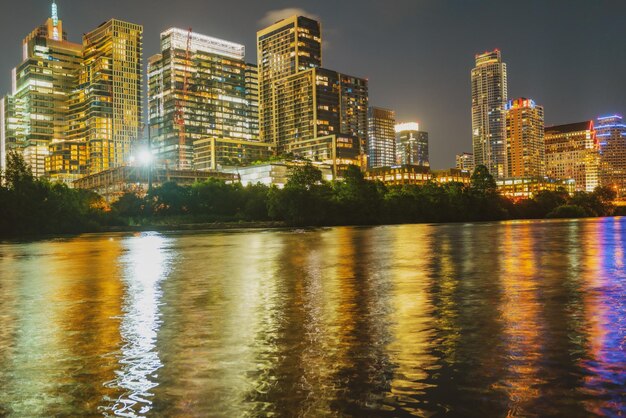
<box><xmin>148</xmin><ymin>28</ymin><xmax>260</xmax><ymax>171</ymax></box>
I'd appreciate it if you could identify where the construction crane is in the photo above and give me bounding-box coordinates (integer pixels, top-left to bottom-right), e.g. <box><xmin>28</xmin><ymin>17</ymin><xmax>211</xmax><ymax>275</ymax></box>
<box><xmin>174</xmin><ymin>28</ymin><xmax>192</xmax><ymax>169</ymax></box>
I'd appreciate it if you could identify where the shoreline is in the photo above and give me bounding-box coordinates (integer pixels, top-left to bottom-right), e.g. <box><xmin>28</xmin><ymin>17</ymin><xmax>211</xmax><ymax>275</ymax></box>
<box><xmin>2</xmin><ymin>216</ymin><xmax>624</xmax><ymax>242</ymax></box>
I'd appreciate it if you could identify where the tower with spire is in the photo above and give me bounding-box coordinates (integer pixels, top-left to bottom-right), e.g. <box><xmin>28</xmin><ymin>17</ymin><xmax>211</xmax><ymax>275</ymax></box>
<box><xmin>0</xmin><ymin>0</ymin><xmax>83</xmax><ymax>179</ymax></box>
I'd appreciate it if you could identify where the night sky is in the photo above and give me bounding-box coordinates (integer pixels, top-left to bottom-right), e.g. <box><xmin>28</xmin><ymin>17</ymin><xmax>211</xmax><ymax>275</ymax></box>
<box><xmin>1</xmin><ymin>0</ymin><xmax>624</xmax><ymax>168</ymax></box>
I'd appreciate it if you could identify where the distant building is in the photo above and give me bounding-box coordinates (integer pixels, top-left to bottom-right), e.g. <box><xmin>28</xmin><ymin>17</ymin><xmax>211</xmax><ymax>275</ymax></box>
<box><xmin>366</xmin><ymin>164</ymin><xmax>431</xmax><ymax>185</ymax></box>
<box><xmin>544</xmin><ymin>121</ymin><xmax>599</xmax><ymax>192</ymax></box>
<box><xmin>471</xmin><ymin>49</ymin><xmax>508</xmax><ymax>178</ymax></box>
<box><xmin>0</xmin><ymin>1</ymin><xmax>82</xmax><ymax>177</ymax></box>
<box><xmin>497</xmin><ymin>177</ymin><xmax>575</xmax><ymax>200</ymax></box>
<box><xmin>368</xmin><ymin>107</ymin><xmax>396</xmax><ymax>168</ymax></box>
<box><xmin>224</xmin><ymin>161</ymin><xmax>334</xmax><ymax>188</ymax></box>
<box><xmin>596</xmin><ymin>115</ymin><xmax>626</xmax><ymax>197</ymax></box>
<box><xmin>395</xmin><ymin>122</ymin><xmax>429</xmax><ymax>167</ymax></box>
<box><xmin>365</xmin><ymin>165</ymin><xmax>470</xmax><ymax>186</ymax></box>
<box><xmin>505</xmin><ymin>98</ymin><xmax>545</xmax><ymax>178</ymax></box>
<box><xmin>456</xmin><ymin>152</ymin><xmax>474</xmax><ymax>172</ymax></box>
<box><xmin>148</xmin><ymin>28</ymin><xmax>256</xmax><ymax>170</ymax></box>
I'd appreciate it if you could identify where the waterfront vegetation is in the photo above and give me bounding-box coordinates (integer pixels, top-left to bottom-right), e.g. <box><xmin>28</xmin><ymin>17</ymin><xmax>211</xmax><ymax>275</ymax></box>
<box><xmin>0</xmin><ymin>151</ymin><xmax>619</xmax><ymax>236</ymax></box>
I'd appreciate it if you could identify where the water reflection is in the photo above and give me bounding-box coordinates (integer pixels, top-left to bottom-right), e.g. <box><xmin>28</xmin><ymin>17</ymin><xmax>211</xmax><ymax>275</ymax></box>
<box><xmin>102</xmin><ymin>233</ymin><xmax>172</xmax><ymax>417</ymax></box>
<box><xmin>0</xmin><ymin>219</ymin><xmax>625</xmax><ymax>417</ymax></box>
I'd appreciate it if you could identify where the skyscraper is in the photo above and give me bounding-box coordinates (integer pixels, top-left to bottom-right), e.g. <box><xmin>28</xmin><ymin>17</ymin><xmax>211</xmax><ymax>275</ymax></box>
<box><xmin>505</xmin><ymin>98</ymin><xmax>545</xmax><ymax>178</ymax></box>
<box><xmin>256</xmin><ymin>15</ymin><xmax>367</xmax><ymax>171</ymax></box>
<box><xmin>395</xmin><ymin>122</ymin><xmax>429</xmax><ymax>167</ymax></box>
<box><xmin>596</xmin><ymin>114</ymin><xmax>626</xmax><ymax>196</ymax></box>
<box><xmin>545</xmin><ymin>121</ymin><xmax>599</xmax><ymax>192</ymax></box>
<box><xmin>0</xmin><ymin>1</ymin><xmax>82</xmax><ymax>177</ymax></box>
<box><xmin>368</xmin><ymin>107</ymin><xmax>396</xmax><ymax>168</ymax></box>
<box><xmin>257</xmin><ymin>16</ymin><xmax>322</xmax><ymax>145</ymax></box>
<box><xmin>68</xmin><ymin>19</ymin><xmax>143</xmax><ymax>175</ymax></box>
<box><xmin>471</xmin><ymin>49</ymin><xmax>508</xmax><ymax>178</ymax></box>
<box><xmin>148</xmin><ymin>28</ymin><xmax>256</xmax><ymax>169</ymax></box>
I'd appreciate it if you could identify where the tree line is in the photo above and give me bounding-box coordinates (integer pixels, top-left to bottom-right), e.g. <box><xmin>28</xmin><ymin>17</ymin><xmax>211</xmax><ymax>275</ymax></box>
<box><xmin>0</xmin><ymin>152</ymin><xmax>619</xmax><ymax>237</ymax></box>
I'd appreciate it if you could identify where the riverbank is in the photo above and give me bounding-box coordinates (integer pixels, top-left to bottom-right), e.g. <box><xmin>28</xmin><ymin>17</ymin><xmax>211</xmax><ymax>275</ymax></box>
<box><xmin>102</xmin><ymin>220</ymin><xmax>287</xmax><ymax>232</ymax></box>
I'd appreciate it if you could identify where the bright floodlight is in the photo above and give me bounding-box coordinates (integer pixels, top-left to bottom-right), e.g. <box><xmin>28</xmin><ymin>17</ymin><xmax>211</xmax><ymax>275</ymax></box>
<box><xmin>138</xmin><ymin>150</ymin><xmax>153</xmax><ymax>166</ymax></box>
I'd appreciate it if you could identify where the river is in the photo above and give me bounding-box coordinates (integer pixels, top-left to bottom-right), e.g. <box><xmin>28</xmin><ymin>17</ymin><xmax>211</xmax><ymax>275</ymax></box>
<box><xmin>0</xmin><ymin>218</ymin><xmax>625</xmax><ymax>417</ymax></box>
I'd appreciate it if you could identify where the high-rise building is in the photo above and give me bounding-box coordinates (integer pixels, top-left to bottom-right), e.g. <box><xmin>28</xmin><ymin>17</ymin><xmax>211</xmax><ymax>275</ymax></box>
<box><xmin>505</xmin><ymin>98</ymin><xmax>545</xmax><ymax>178</ymax></box>
<box><xmin>245</xmin><ymin>63</ymin><xmax>260</xmax><ymax>140</ymax></box>
<box><xmin>395</xmin><ymin>122</ymin><xmax>429</xmax><ymax>167</ymax></box>
<box><xmin>148</xmin><ymin>28</ymin><xmax>258</xmax><ymax>169</ymax></box>
<box><xmin>544</xmin><ymin>121</ymin><xmax>599</xmax><ymax>192</ymax></box>
<box><xmin>471</xmin><ymin>49</ymin><xmax>508</xmax><ymax>178</ymax></box>
<box><xmin>257</xmin><ymin>16</ymin><xmax>322</xmax><ymax>145</ymax></box>
<box><xmin>368</xmin><ymin>107</ymin><xmax>396</xmax><ymax>168</ymax></box>
<box><xmin>456</xmin><ymin>152</ymin><xmax>474</xmax><ymax>172</ymax></box>
<box><xmin>596</xmin><ymin>114</ymin><xmax>626</xmax><ymax>196</ymax></box>
<box><xmin>270</xmin><ymin>67</ymin><xmax>367</xmax><ymax>154</ymax></box>
<box><xmin>256</xmin><ymin>15</ymin><xmax>367</xmax><ymax>171</ymax></box>
<box><xmin>1</xmin><ymin>1</ymin><xmax>82</xmax><ymax>177</ymax></box>
<box><xmin>68</xmin><ymin>19</ymin><xmax>143</xmax><ymax>175</ymax></box>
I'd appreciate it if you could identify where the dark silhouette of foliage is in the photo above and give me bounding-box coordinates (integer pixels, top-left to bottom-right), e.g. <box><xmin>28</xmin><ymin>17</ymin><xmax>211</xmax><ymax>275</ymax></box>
<box><xmin>0</xmin><ymin>159</ymin><xmax>621</xmax><ymax>237</ymax></box>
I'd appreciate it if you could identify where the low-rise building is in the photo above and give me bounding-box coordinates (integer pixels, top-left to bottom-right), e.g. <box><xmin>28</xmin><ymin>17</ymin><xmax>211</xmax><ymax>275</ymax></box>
<box><xmin>496</xmin><ymin>177</ymin><xmax>575</xmax><ymax>200</ymax></box>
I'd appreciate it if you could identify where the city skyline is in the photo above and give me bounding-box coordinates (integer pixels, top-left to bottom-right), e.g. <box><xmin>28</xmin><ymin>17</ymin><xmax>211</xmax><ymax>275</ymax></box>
<box><xmin>0</xmin><ymin>0</ymin><xmax>624</xmax><ymax>169</ymax></box>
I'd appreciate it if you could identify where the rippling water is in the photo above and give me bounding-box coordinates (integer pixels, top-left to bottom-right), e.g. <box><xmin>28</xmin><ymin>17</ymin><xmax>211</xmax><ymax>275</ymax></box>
<box><xmin>0</xmin><ymin>218</ymin><xmax>625</xmax><ymax>417</ymax></box>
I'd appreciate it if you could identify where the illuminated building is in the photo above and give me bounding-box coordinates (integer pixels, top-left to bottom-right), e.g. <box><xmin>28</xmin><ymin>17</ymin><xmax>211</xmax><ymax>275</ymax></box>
<box><xmin>366</xmin><ymin>164</ymin><xmax>430</xmax><ymax>185</ymax></box>
<box><xmin>456</xmin><ymin>152</ymin><xmax>474</xmax><ymax>172</ymax></box>
<box><xmin>270</xmin><ymin>67</ymin><xmax>367</xmax><ymax>155</ymax></box>
<box><xmin>257</xmin><ymin>15</ymin><xmax>322</xmax><ymax>144</ymax></box>
<box><xmin>496</xmin><ymin>177</ymin><xmax>575</xmax><ymax>200</ymax></box>
<box><xmin>432</xmin><ymin>168</ymin><xmax>472</xmax><ymax>185</ymax></box>
<box><xmin>223</xmin><ymin>161</ymin><xmax>334</xmax><ymax>188</ymax></box>
<box><xmin>245</xmin><ymin>64</ymin><xmax>260</xmax><ymax>140</ymax></box>
<box><xmin>45</xmin><ymin>140</ymin><xmax>87</xmax><ymax>184</ymax></box>
<box><xmin>148</xmin><ymin>28</ymin><xmax>259</xmax><ymax>170</ymax></box>
<box><xmin>0</xmin><ymin>1</ymin><xmax>82</xmax><ymax>177</ymax></box>
<box><xmin>193</xmin><ymin>137</ymin><xmax>271</xmax><ymax>171</ymax></box>
<box><xmin>257</xmin><ymin>15</ymin><xmax>367</xmax><ymax>169</ymax></box>
<box><xmin>368</xmin><ymin>107</ymin><xmax>396</xmax><ymax>168</ymax></box>
<box><xmin>544</xmin><ymin>121</ymin><xmax>599</xmax><ymax>192</ymax></box>
<box><xmin>505</xmin><ymin>98</ymin><xmax>545</xmax><ymax>178</ymax></box>
<box><xmin>68</xmin><ymin>19</ymin><xmax>143</xmax><ymax>175</ymax></box>
<box><xmin>365</xmin><ymin>166</ymin><xmax>471</xmax><ymax>186</ymax></box>
<box><xmin>596</xmin><ymin>115</ymin><xmax>626</xmax><ymax>196</ymax></box>
<box><xmin>73</xmin><ymin>165</ymin><xmax>237</xmax><ymax>202</ymax></box>
<box><xmin>395</xmin><ymin>122</ymin><xmax>429</xmax><ymax>167</ymax></box>
<box><xmin>471</xmin><ymin>49</ymin><xmax>508</xmax><ymax>178</ymax></box>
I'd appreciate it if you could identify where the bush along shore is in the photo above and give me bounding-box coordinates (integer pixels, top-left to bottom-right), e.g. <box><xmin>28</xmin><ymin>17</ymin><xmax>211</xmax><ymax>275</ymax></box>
<box><xmin>0</xmin><ymin>151</ymin><xmax>620</xmax><ymax>237</ymax></box>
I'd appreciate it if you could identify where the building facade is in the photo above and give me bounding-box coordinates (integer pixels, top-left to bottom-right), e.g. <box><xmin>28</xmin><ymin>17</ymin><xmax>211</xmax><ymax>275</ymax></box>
<box><xmin>368</xmin><ymin>107</ymin><xmax>396</xmax><ymax>168</ymax></box>
<box><xmin>148</xmin><ymin>28</ymin><xmax>256</xmax><ymax>170</ymax></box>
<box><xmin>395</xmin><ymin>122</ymin><xmax>429</xmax><ymax>167</ymax></box>
<box><xmin>596</xmin><ymin>115</ymin><xmax>626</xmax><ymax>197</ymax></box>
<box><xmin>544</xmin><ymin>121</ymin><xmax>599</xmax><ymax>192</ymax></box>
<box><xmin>257</xmin><ymin>16</ymin><xmax>322</xmax><ymax>145</ymax></box>
<box><xmin>256</xmin><ymin>15</ymin><xmax>367</xmax><ymax>170</ymax></box>
<box><xmin>456</xmin><ymin>152</ymin><xmax>474</xmax><ymax>172</ymax></box>
<box><xmin>1</xmin><ymin>1</ymin><xmax>82</xmax><ymax>177</ymax></box>
<box><xmin>505</xmin><ymin>98</ymin><xmax>545</xmax><ymax>178</ymax></box>
<box><xmin>68</xmin><ymin>19</ymin><xmax>143</xmax><ymax>175</ymax></box>
<box><xmin>471</xmin><ymin>49</ymin><xmax>508</xmax><ymax>178</ymax></box>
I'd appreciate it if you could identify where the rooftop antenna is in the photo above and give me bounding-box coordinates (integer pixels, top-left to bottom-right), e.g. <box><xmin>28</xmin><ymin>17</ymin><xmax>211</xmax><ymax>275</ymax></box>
<box><xmin>51</xmin><ymin>0</ymin><xmax>59</xmax><ymax>40</ymax></box>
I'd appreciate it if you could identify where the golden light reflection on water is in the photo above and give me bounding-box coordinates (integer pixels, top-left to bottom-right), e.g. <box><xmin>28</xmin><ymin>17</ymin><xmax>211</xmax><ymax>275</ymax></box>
<box><xmin>0</xmin><ymin>219</ymin><xmax>625</xmax><ymax>417</ymax></box>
